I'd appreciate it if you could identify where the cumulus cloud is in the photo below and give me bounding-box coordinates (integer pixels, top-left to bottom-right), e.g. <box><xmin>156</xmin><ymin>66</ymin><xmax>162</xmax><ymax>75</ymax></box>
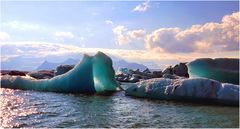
<box><xmin>105</xmin><ymin>20</ymin><xmax>113</xmax><ymax>26</ymax></box>
<box><xmin>133</xmin><ymin>0</ymin><xmax>150</xmax><ymax>12</ymax></box>
<box><xmin>112</xmin><ymin>25</ymin><xmax>130</xmax><ymax>45</ymax></box>
<box><xmin>145</xmin><ymin>12</ymin><xmax>240</xmax><ymax>53</ymax></box>
<box><xmin>0</xmin><ymin>32</ymin><xmax>10</xmax><ymax>41</ymax></box>
<box><xmin>55</xmin><ymin>31</ymin><xmax>75</xmax><ymax>42</ymax></box>
<box><xmin>113</xmin><ymin>25</ymin><xmax>145</xmax><ymax>45</ymax></box>
<box><xmin>127</xmin><ymin>29</ymin><xmax>146</xmax><ymax>40</ymax></box>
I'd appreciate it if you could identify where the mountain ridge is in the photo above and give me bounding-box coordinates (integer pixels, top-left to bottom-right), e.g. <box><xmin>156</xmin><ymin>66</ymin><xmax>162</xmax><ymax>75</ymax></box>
<box><xmin>37</xmin><ymin>58</ymin><xmax>147</xmax><ymax>71</ymax></box>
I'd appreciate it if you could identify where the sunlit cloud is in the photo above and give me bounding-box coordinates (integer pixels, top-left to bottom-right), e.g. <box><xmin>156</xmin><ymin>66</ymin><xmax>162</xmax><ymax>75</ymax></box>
<box><xmin>112</xmin><ymin>25</ymin><xmax>130</xmax><ymax>45</ymax></box>
<box><xmin>132</xmin><ymin>0</ymin><xmax>150</xmax><ymax>12</ymax></box>
<box><xmin>145</xmin><ymin>12</ymin><xmax>239</xmax><ymax>53</ymax></box>
<box><xmin>0</xmin><ymin>32</ymin><xmax>10</xmax><ymax>41</ymax></box>
<box><xmin>113</xmin><ymin>25</ymin><xmax>145</xmax><ymax>45</ymax></box>
<box><xmin>114</xmin><ymin>12</ymin><xmax>239</xmax><ymax>54</ymax></box>
<box><xmin>127</xmin><ymin>29</ymin><xmax>146</xmax><ymax>40</ymax></box>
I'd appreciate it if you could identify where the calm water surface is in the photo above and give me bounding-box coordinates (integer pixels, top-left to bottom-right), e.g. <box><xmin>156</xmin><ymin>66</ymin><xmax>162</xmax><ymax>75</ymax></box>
<box><xmin>0</xmin><ymin>86</ymin><xmax>239</xmax><ymax>128</ymax></box>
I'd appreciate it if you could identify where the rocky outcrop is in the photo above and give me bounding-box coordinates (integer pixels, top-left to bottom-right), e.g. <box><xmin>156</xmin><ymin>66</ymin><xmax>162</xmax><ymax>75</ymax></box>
<box><xmin>115</xmin><ymin>68</ymin><xmax>162</xmax><ymax>83</ymax></box>
<box><xmin>116</xmin><ymin>62</ymin><xmax>189</xmax><ymax>83</ymax></box>
<box><xmin>173</xmin><ymin>63</ymin><xmax>189</xmax><ymax>77</ymax></box>
<box><xmin>27</xmin><ymin>70</ymin><xmax>54</xmax><ymax>79</ymax></box>
<box><xmin>162</xmin><ymin>63</ymin><xmax>189</xmax><ymax>78</ymax></box>
<box><xmin>143</xmin><ymin>68</ymin><xmax>151</xmax><ymax>74</ymax></box>
<box><xmin>0</xmin><ymin>70</ymin><xmax>27</xmax><ymax>76</ymax></box>
<box><xmin>54</xmin><ymin>65</ymin><xmax>75</xmax><ymax>76</ymax></box>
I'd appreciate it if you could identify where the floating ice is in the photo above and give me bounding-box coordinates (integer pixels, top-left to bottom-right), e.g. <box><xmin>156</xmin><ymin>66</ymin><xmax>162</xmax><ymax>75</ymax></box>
<box><xmin>1</xmin><ymin>52</ymin><xmax>118</xmax><ymax>94</ymax></box>
<box><xmin>116</xmin><ymin>68</ymin><xmax>132</xmax><ymax>75</ymax></box>
<box><xmin>188</xmin><ymin>58</ymin><xmax>239</xmax><ymax>84</ymax></box>
<box><xmin>125</xmin><ymin>78</ymin><xmax>239</xmax><ymax>106</ymax></box>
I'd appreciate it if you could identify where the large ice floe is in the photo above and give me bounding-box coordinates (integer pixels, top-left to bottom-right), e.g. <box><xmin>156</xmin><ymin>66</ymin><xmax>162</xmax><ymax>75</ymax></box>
<box><xmin>188</xmin><ymin>58</ymin><xmax>239</xmax><ymax>85</ymax></box>
<box><xmin>125</xmin><ymin>78</ymin><xmax>239</xmax><ymax>106</ymax></box>
<box><xmin>1</xmin><ymin>52</ymin><xmax>118</xmax><ymax>94</ymax></box>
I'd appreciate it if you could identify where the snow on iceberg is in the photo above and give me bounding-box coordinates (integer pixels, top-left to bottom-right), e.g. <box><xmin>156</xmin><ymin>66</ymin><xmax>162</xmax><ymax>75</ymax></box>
<box><xmin>188</xmin><ymin>58</ymin><xmax>239</xmax><ymax>84</ymax></box>
<box><xmin>125</xmin><ymin>78</ymin><xmax>239</xmax><ymax>106</ymax></box>
<box><xmin>1</xmin><ymin>52</ymin><xmax>118</xmax><ymax>94</ymax></box>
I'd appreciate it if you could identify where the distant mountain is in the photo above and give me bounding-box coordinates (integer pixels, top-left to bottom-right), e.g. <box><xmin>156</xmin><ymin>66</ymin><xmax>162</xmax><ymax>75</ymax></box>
<box><xmin>1</xmin><ymin>56</ymin><xmax>42</xmax><ymax>71</ymax></box>
<box><xmin>113</xmin><ymin>60</ymin><xmax>147</xmax><ymax>71</ymax></box>
<box><xmin>37</xmin><ymin>58</ymin><xmax>147</xmax><ymax>71</ymax></box>
<box><xmin>36</xmin><ymin>58</ymin><xmax>79</xmax><ymax>70</ymax></box>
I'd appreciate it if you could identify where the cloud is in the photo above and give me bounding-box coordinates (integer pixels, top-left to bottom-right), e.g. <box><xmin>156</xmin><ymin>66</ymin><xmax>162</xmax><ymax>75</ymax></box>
<box><xmin>55</xmin><ymin>31</ymin><xmax>75</xmax><ymax>42</ymax></box>
<box><xmin>1</xmin><ymin>55</ymin><xmax>20</xmax><ymax>62</ymax></box>
<box><xmin>2</xmin><ymin>21</ymin><xmax>40</xmax><ymax>31</ymax></box>
<box><xmin>112</xmin><ymin>25</ymin><xmax>130</xmax><ymax>45</ymax></box>
<box><xmin>133</xmin><ymin>0</ymin><xmax>150</xmax><ymax>12</ymax></box>
<box><xmin>127</xmin><ymin>29</ymin><xmax>146</xmax><ymax>40</ymax></box>
<box><xmin>55</xmin><ymin>32</ymin><xmax>74</xmax><ymax>39</ymax></box>
<box><xmin>0</xmin><ymin>32</ymin><xmax>10</xmax><ymax>41</ymax></box>
<box><xmin>105</xmin><ymin>20</ymin><xmax>113</xmax><ymax>26</ymax></box>
<box><xmin>1</xmin><ymin>41</ymin><xmax>239</xmax><ymax>69</ymax></box>
<box><xmin>145</xmin><ymin>12</ymin><xmax>240</xmax><ymax>53</ymax></box>
<box><xmin>113</xmin><ymin>25</ymin><xmax>145</xmax><ymax>45</ymax></box>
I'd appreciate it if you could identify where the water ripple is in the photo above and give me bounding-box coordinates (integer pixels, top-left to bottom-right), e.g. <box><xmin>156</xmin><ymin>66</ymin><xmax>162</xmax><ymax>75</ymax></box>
<box><xmin>0</xmin><ymin>88</ymin><xmax>239</xmax><ymax>128</ymax></box>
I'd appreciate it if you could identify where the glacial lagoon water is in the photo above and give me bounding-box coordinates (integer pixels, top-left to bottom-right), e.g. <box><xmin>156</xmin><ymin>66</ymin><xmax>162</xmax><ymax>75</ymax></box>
<box><xmin>0</xmin><ymin>85</ymin><xmax>239</xmax><ymax>128</ymax></box>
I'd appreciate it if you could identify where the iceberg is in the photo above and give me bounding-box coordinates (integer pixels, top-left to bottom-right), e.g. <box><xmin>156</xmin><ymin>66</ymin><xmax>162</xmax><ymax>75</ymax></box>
<box><xmin>188</xmin><ymin>58</ymin><xmax>239</xmax><ymax>84</ymax></box>
<box><xmin>1</xmin><ymin>52</ymin><xmax>118</xmax><ymax>94</ymax></box>
<box><xmin>125</xmin><ymin>78</ymin><xmax>239</xmax><ymax>106</ymax></box>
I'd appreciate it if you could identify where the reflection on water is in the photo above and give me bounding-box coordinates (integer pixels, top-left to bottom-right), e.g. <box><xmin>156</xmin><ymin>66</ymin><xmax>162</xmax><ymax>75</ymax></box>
<box><xmin>0</xmin><ymin>87</ymin><xmax>239</xmax><ymax>128</ymax></box>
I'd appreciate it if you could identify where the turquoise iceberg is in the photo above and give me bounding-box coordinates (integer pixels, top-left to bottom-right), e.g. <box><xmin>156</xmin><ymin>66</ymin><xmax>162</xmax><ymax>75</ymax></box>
<box><xmin>1</xmin><ymin>52</ymin><xmax>118</xmax><ymax>94</ymax></box>
<box><xmin>188</xmin><ymin>58</ymin><xmax>239</xmax><ymax>84</ymax></box>
<box><xmin>125</xmin><ymin>78</ymin><xmax>239</xmax><ymax>106</ymax></box>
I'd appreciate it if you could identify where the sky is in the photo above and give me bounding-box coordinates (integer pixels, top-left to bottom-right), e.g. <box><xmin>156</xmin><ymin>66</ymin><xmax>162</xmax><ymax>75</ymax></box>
<box><xmin>0</xmin><ymin>0</ymin><xmax>239</xmax><ymax>70</ymax></box>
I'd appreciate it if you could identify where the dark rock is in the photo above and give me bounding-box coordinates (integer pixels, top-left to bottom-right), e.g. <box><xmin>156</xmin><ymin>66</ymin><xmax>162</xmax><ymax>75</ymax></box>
<box><xmin>163</xmin><ymin>73</ymin><xmax>181</xmax><ymax>79</ymax></box>
<box><xmin>135</xmin><ymin>69</ymin><xmax>140</xmax><ymax>72</ymax></box>
<box><xmin>162</xmin><ymin>66</ymin><xmax>173</xmax><ymax>75</ymax></box>
<box><xmin>129</xmin><ymin>77</ymin><xmax>139</xmax><ymax>83</ymax></box>
<box><xmin>1</xmin><ymin>70</ymin><xmax>27</xmax><ymax>76</ymax></box>
<box><xmin>115</xmin><ymin>67</ymin><xmax>163</xmax><ymax>83</ymax></box>
<box><xmin>132</xmin><ymin>74</ymin><xmax>142</xmax><ymax>79</ymax></box>
<box><xmin>116</xmin><ymin>76</ymin><xmax>124</xmax><ymax>82</ymax></box>
<box><xmin>162</xmin><ymin>63</ymin><xmax>189</xmax><ymax>78</ymax></box>
<box><xmin>143</xmin><ymin>68</ymin><xmax>151</xmax><ymax>74</ymax></box>
<box><xmin>27</xmin><ymin>70</ymin><xmax>54</xmax><ymax>79</ymax></box>
<box><xmin>115</xmin><ymin>73</ymin><xmax>124</xmax><ymax>78</ymax></box>
<box><xmin>142</xmin><ymin>76</ymin><xmax>152</xmax><ymax>80</ymax></box>
<box><xmin>152</xmin><ymin>71</ymin><xmax>162</xmax><ymax>78</ymax></box>
<box><xmin>173</xmin><ymin>63</ymin><xmax>189</xmax><ymax>77</ymax></box>
<box><xmin>123</xmin><ymin>77</ymin><xmax>130</xmax><ymax>82</ymax></box>
<box><xmin>54</xmin><ymin>65</ymin><xmax>75</xmax><ymax>76</ymax></box>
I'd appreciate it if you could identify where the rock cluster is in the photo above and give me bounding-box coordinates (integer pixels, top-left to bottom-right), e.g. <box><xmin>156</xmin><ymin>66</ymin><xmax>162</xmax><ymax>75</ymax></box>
<box><xmin>115</xmin><ymin>68</ymin><xmax>162</xmax><ymax>83</ymax></box>
<box><xmin>27</xmin><ymin>70</ymin><xmax>54</xmax><ymax>79</ymax></box>
<box><xmin>0</xmin><ymin>70</ymin><xmax>27</xmax><ymax>76</ymax></box>
<box><xmin>162</xmin><ymin>63</ymin><xmax>189</xmax><ymax>78</ymax></box>
<box><xmin>116</xmin><ymin>63</ymin><xmax>189</xmax><ymax>83</ymax></box>
<box><xmin>54</xmin><ymin>65</ymin><xmax>74</xmax><ymax>76</ymax></box>
<box><xmin>0</xmin><ymin>65</ymin><xmax>75</xmax><ymax>80</ymax></box>
<box><xmin>1</xmin><ymin>63</ymin><xmax>189</xmax><ymax>82</ymax></box>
